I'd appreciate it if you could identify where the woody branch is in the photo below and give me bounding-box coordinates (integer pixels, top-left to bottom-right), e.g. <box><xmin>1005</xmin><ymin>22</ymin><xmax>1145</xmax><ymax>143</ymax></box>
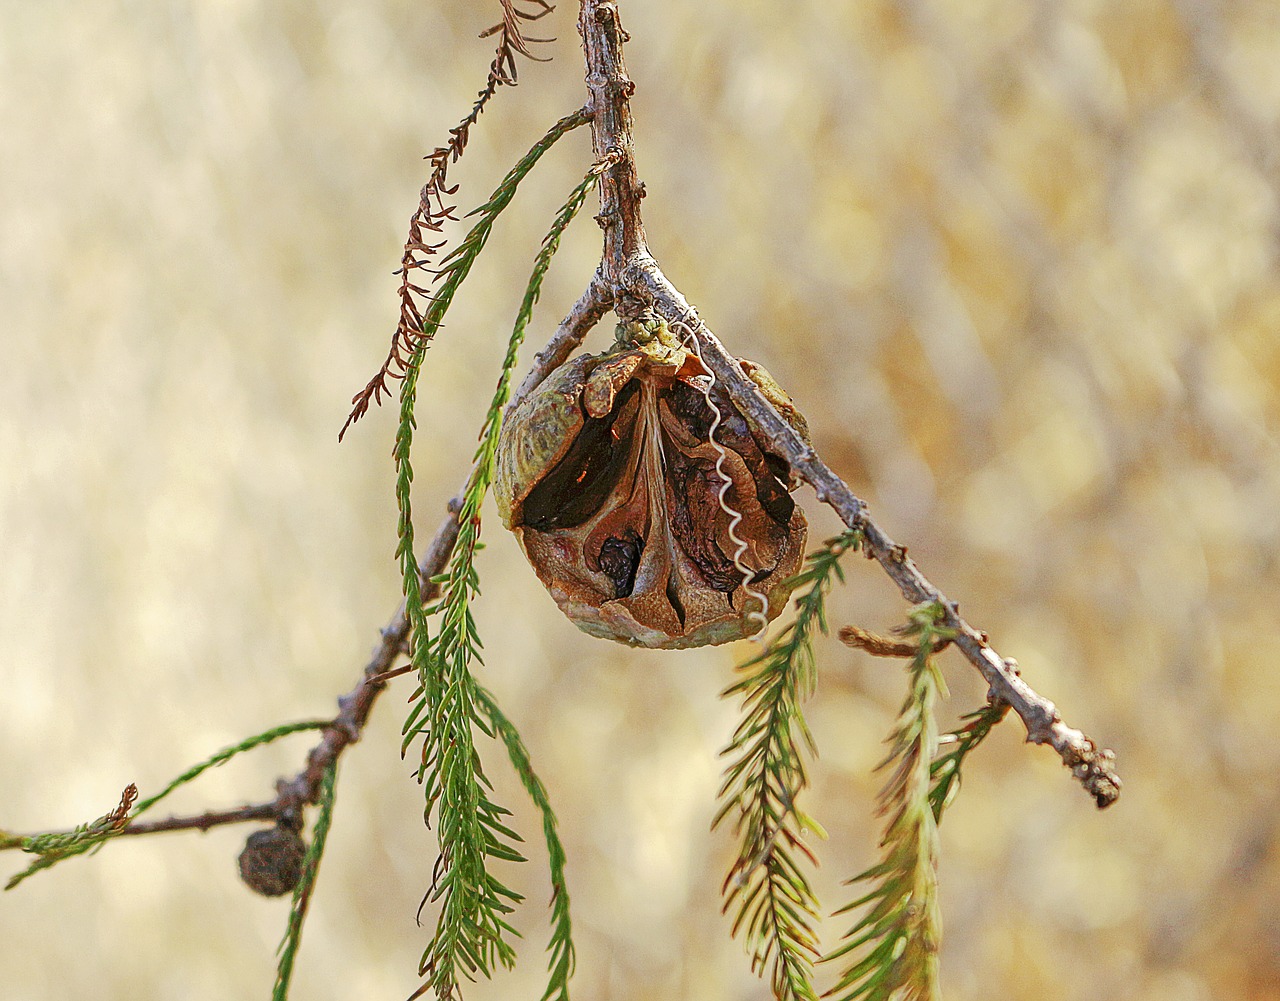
<box><xmin>578</xmin><ymin>0</ymin><xmax>1119</xmax><ymax>807</ymax></box>
<box><xmin>8</xmin><ymin>3</ymin><xmax>1118</xmax><ymax>853</ymax></box>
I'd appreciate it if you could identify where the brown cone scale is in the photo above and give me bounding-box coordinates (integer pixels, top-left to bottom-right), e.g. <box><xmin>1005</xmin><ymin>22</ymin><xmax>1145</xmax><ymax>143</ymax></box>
<box><xmin>496</xmin><ymin>319</ymin><xmax>809</xmax><ymax>649</ymax></box>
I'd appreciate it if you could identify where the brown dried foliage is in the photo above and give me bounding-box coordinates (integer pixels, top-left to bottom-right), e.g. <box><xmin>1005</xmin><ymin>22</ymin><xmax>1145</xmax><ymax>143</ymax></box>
<box><xmin>839</xmin><ymin>625</ymin><xmax>950</xmax><ymax>659</ymax></box>
<box><xmin>340</xmin><ymin>1</ymin><xmax>556</xmax><ymax>441</ymax></box>
<box><xmin>106</xmin><ymin>784</ymin><xmax>138</xmax><ymax>830</ymax></box>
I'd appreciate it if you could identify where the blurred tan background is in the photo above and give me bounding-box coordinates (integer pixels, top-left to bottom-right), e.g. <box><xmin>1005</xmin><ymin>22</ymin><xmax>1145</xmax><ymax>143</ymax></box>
<box><xmin>2</xmin><ymin>1</ymin><xmax>1278</xmax><ymax>999</ymax></box>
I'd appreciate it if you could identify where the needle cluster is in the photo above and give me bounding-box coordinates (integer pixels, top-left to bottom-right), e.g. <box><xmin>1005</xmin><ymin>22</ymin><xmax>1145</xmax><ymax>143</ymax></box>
<box><xmin>273</xmin><ymin>763</ymin><xmax>339</xmax><ymax>1001</ymax></box>
<box><xmin>825</xmin><ymin>603</ymin><xmax>952</xmax><ymax>1001</ymax></box>
<box><xmin>714</xmin><ymin>530</ymin><xmax>863</xmax><ymax>1001</ymax></box>
<box><xmin>394</xmin><ymin>128</ymin><xmax>604</xmax><ymax>1001</ymax></box>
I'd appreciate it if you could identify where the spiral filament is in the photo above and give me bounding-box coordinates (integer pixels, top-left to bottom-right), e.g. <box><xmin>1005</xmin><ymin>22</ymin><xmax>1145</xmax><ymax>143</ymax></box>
<box><xmin>669</xmin><ymin>315</ymin><xmax>770</xmax><ymax>645</ymax></box>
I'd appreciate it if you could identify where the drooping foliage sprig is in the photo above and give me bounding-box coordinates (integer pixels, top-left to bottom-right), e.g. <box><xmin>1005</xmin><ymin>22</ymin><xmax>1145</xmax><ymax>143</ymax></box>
<box><xmin>393</xmin><ymin>104</ymin><xmax>589</xmax><ymax>666</ymax></box>
<box><xmin>5</xmin><ymin>719</ymin><xmax>330</xmax><ymax>890</ymax></box>
<box><xmin>395</xmin><ymin>135</ymin><xmax>600</xmax><ymax>1001</ymax></box>
<box><xmin>440</xmin><ymin>152</ymin><xmax>617</xmax><ymax>579</ymax></box>
<box><xmin>274</xmin><ymin>761</ymin><xmax>339</xmax><ymax>1001</ymax></box>
<box><xmin>342</xmin><ymin>0</ymin><xmax>559</xmax><ymax>438</ymax></box>
<box><xmin>929</xmin><ymin>699</ymin><xmax>1008</xmax><ymax>822</ymax></box>
<box><xmin>714</xmin><ymin>529</ymin><xmax>863</xmax><ymax>1001</ymax></box>
<box><xmin>393</xmin><ymin>107</ymin><xmax>590</xmax><ymax>793</ymax></box>
<box><xmin>476</xmin><ymin>687</ymin><xmax>575</xmax><ymax>1001</ymax></box>
<box><xmin>824</xmin><ymin>602</ymin><xmax>952</xmax><ymax>1001</ymax></box>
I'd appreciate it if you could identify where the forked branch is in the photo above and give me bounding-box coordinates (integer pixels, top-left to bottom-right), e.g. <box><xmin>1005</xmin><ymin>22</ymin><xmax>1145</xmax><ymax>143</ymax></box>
<box><xmin>577</xmin><ymin>0</ymin><xmax>1119</xmax><ymax>807</ymax></box>
<box><xmin>6</xmin><ymin>10</ymin><xmax>1120</xmax><ymax>1001</ymax></box>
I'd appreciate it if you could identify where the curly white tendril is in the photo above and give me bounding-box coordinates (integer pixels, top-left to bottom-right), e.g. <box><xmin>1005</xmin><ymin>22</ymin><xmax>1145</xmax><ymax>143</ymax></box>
<box><xmin>668</xmin><ymin>315</ymin><xmax>770</xmax><ymax>644</ymax></box>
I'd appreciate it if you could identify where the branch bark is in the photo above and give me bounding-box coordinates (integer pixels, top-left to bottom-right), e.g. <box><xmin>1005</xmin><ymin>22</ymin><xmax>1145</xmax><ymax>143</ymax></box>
<box><xmin>510</xmin><ymin>269</ymin><xmax>613</xmax><ymax>408</ymax></box>
<box><xmin>577</xmin><ymin>0</ymin><xmax>1119</xmax><ymax>807</ymax></box>
<box><xmin>579</xmin><ymin>3</ymin><xmax>645</xmax><ymax>293</ymax></box>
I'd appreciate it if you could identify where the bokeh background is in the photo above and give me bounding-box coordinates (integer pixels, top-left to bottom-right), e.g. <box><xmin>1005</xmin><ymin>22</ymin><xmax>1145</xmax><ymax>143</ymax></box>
<box><xmin>3</xmin><ymin>1</ymin><xmax>1278</xmax><ymax>999</ymax></box>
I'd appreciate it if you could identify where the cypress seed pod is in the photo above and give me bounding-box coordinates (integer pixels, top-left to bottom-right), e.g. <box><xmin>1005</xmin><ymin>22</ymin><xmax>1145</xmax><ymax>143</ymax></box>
<box><xmin>238</xmin><ymin>824</ymin><xmax>306</xmax><ymax>897</ymax></box>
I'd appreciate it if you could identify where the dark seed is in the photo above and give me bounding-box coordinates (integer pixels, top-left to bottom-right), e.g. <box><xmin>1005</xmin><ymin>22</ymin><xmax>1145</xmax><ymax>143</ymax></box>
<box><xmin>598</xmin><ymin>529</ymin><xmax>644</xmax><ymax>598</ymax></box>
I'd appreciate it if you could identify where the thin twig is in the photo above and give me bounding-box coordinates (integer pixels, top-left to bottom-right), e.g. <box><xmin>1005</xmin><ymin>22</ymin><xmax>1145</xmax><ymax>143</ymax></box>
<box><xmin>509</xmin><ymin>269</ymin><xmax>612</xmax><ymax>408</ymax></box>
<box><xmin>577</xmin><ymin>0</ymin><xmax>1119</xmax><ymax>807</ymax></box>
<box><xmin>117</xmin><ymin>804</ymin><xmax>281</xmax><ymax>838</ymax></box>
<box><xmin>839</xmin><ymin>625</ymin><xmax>949</xmax><ymax>659</ymax></box>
